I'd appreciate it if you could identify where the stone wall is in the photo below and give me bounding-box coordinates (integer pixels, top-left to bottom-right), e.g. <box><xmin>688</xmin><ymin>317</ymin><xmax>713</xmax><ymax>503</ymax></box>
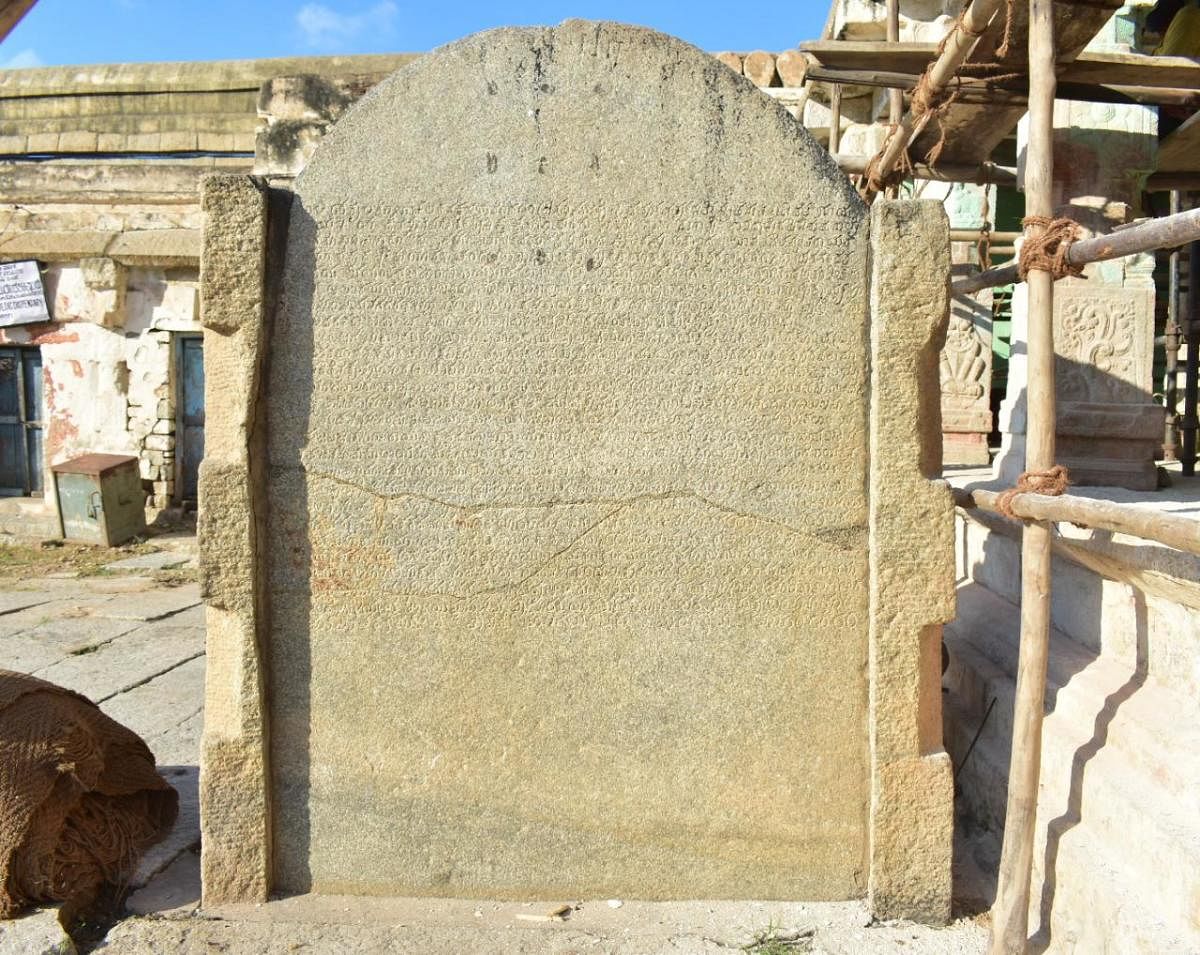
<box><xmin>0</xmin><ymin>259</ymin><xmax>201</xmax><ymax>510</ymax></box>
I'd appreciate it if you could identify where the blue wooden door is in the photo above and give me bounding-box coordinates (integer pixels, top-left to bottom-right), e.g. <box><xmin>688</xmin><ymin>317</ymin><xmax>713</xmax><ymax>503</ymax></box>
<box><xmin>0</xmin><ymin>347</ymin><xmax>43</xmax><ymax>496</ymax></box>
<box><xmin>177</xmin><ymin>336</ymin><xmax>204</xmax><ymax>502</ymax></box>
<box><xmin>23</xmin><ymin>349</ymin><xmax>43</xmax><ymax>494</ymax></box>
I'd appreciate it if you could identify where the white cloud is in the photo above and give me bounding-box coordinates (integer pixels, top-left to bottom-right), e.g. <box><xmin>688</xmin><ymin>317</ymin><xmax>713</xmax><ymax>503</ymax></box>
<box><xmin>296</xmin><ymin>1</ymin><xmax>397</xmax><ymax>50</ymax></box>
<box><xmin>0</xmin><ymin>48</ymin><xmax>43</xmax><ymax>70</ymax></box>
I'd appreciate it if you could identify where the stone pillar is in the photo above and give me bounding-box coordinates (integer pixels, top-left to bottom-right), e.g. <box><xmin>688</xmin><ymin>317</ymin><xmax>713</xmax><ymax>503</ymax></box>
<box><xmin>995</xmin><ymin>99</ymin><xmax>1164</xmax><ymax>490</ymax></box>
<box><xmin>942</xmin><ymin>283</ymin><xmax>993</xmax><ymax>466</ymax></box>
<box><xmin>918</xmin><ymin>180</ymin><xmax>996</xmax><ymax>466</ymax></box>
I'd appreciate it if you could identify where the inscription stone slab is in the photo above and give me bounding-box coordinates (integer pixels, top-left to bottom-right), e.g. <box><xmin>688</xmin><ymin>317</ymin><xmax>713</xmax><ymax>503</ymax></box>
<box><xmin>198</xmin><ymin>20</ymin><xmax>955</xmax><ymax>921</ymax></box>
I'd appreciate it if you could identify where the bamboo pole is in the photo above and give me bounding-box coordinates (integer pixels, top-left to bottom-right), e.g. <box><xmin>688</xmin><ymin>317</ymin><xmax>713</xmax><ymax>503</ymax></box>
<box><xmin>1184</xmin><ymin>240</ymin><xmax>1200</xmax><ymax>476</ymax></box>
<box><xmin>888</xmin><ymin>0</ymin><xmax>902</xmax><ymax>125</ymax></box>
<box><xmin>953</xmin><ymin>206</ymin><xmax>1200</xmax><ymax>294</ymax></box>
<box><xmin>951</xmin><ymin>229</ymin><xmax>1022</xmax><ymax>243</ymax></box>
<box><xmin>836</xmin><ymin>153</ymin><xmax>1019</xmax><ymax>186</ymax></box>
<box><xmin>802</xmin><ymin>65</ymin><xmax>1200</xmax><ymax>109</ymax></box>
<box><xmin>829</xmin><ymin>83</ymin><xmax>843</xmax><ymax>154</ymax></box>
<box><xmin>887</xmin><ymin>0</ymin><xmax>902</xmax><ymax>200</ymax></box>
<box><xmin>950</xmin><ymin>486</ymin><xmax>1200</xmax><ymax>557</ymax></box>
<box><xmin>989</xmin><ymin>3</ymin><xmax>1057</xmax><ymax>952</ymax></box>
<box><xmin>861</xmin><ymin>0</ymin><xmax>1008</xmax><ymax>203</ymax></box>
<box><xmin>1165</xmin><ymin>191</ymin><xmax>1182</xmax><ymax>461</ymax></box>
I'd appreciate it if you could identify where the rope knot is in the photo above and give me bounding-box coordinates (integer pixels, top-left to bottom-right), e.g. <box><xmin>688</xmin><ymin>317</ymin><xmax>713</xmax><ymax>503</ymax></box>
<box><xmin>995</xmin><ymin>465</ymin><xmax>1070</xmax><ymax>520</ymax></box>
<box><xmin>1018</xmin><ymin>216</ymin><xmax>1085</xmax><ymax>281</ymax></box>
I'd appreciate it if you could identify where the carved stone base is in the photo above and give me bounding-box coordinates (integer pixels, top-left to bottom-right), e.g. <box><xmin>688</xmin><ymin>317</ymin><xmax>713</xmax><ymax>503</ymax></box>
<box><xmin>995</xmin><ymin>400</ymin><xmax>1163</xmax><ymax>490</ymax></box>
<box><xmin>994</xmin><ymin>276</ymin><xmax>1163</xmax><ymax>492</ymax></box>
<box><xmin>941</xmin><ymin>288</ymin><xmax>992</xmax><ymax>469</ymax></box>
<box><xmin>943</xmin><ymin>431</ymin><xmax>990</xmax><ymax>467</ymax></box>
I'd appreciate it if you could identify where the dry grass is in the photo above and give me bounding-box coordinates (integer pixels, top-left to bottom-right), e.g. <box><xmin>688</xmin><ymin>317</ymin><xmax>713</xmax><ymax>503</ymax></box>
<box><xmin>0</xmin><ymin>537</ymin><xmax>159</xmax><ymax>583</ymax></box>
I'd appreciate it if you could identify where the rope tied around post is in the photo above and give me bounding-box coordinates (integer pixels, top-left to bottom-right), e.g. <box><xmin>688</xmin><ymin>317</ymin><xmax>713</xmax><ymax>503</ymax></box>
<box><xmin>1018</xmin><ymin>215</ymin><xmax>1085</xmax><ymax>281</ymax></box>
<box><xmin>994</xmin><ymin>465</ymin><xmax>1071</xmax><ymax>520</ymax></box>
<box><xmin>904</xmin><ymin>0</ymin><xmax>1020</xmax><ymax>170</ymax></box>
<box><xmin>862</xmin><ymin>123</ymin><xmax>914</xmax><ymax>195</ymax></box>
<box><xmin>996</xmin><ymin>0</ymin><xmax>1016</xmax><ymax>58</ymax></box>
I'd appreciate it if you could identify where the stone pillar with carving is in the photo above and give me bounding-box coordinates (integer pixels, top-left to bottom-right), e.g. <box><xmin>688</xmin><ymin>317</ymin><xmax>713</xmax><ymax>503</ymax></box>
<box><xmin>920</xmin><ymin>180</ymin><xmax>995</xmax><ymax>466</ymax></box>
<box><xmin>942</xmin><ymin>282</ymin><xmax>993</xmax><ymax>465</ymax></box>
<box><xmin>995</xmin><ymin>97</ymin><xmax>1164</xmax><ymax>491</ymax></box>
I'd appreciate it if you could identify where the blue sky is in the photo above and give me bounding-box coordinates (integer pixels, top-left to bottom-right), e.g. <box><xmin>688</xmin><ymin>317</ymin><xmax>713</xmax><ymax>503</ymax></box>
<box><xmin>0</xmin><ymin>1</ymin><xmax>828</xmax><ymax>68</ymax></box>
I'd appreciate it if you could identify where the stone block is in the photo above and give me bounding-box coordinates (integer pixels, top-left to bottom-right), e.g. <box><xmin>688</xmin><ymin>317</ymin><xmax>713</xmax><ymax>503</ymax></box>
<box><xmin>145</xmin><ymin>434</ymin><xmax>175</xmax><ymax>451</ymax></box>
<box><xmin>713</xmin><ymin>51</ymin><xmax>742</xmax><ymax>75</ymax></box>
<box><xmin>742</xmin><ymin>50</ymin><xmax>778</xmax><ymax>87</ymax></box>
<box><xmin>200</xmin><ymin>21</ymin><xmax>954</xmax><ymax>920</ymax></box>
<box><xmin>775</xmin><ymin>49</ymin><xmax>807</xmax><ymax>87</ymax></box>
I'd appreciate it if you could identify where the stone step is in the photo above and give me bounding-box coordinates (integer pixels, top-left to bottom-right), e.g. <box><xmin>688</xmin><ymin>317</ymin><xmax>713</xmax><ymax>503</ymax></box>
<box><xmin>945</xmin><ymin>634</ymin><xmax>1200</xmax><ymax>822</ymax></box>
<box><xmin>955</xmin><ymin>510</ymin><xmax>1200</xmax><ymax>700</ymax></box>
<box><xmin>943</xmin><ymin>608</ymin><xmax>1200</xmax><ymax>941</ymax></box>
<box><xmin>947</xmin><ymin>582</ymin><xmax>1200</xmax><ymax>815</ymax></box>
<box><xmin>945</xmin><ymin>697</ymin><xmax>1198</xmax><ymax>954</ymax></box>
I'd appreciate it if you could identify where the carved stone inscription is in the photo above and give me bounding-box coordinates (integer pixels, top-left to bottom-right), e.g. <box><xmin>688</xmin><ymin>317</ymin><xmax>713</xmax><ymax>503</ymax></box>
<box><xmin>265</xmin><ymin>21</ymin><xmax>874</xmax><ymax>903</ymax></box>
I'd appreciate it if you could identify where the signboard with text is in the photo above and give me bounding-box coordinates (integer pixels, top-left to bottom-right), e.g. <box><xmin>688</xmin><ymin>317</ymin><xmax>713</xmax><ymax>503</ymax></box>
<box><xmin>0</xmin><ymin>260</ymin><xmax>50</xmax><ymax>328</ymax></box>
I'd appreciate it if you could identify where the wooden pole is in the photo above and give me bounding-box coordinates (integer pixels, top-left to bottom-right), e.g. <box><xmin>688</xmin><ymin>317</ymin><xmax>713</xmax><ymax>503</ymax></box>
<box><xmin>952</xmin><ymin>205</ymin><xmax>1200</xmax><ymax>294</ymax></box>
<box><xmin>887</xmin><ymin>0</ymin><xmax>903</xmax><ymax>126</ymax></box>
<box><xmin>836</xmin><ymin>153</ymin><xmax>1018</xmax><ymax>186</ymax></box>
<box><xmin>1165</xmin><ymin>191</ymin><xmax>1182</xmax><ymax>461</ymax></box>
<box><xmin>829</xmin><ymin>83</ymin><xmax>843</xmax><ymax>154</ymax></box>
<box><xmin>1184</xmin><ymin>240</ymin><xmax>1200</xmax><ymax>476</ymax></box>
<box><xmin>805</xmin><ymin>63</ymin><xmax>1200</xmax><ymax>109</ymax></box>
<box><xmin>860</xmin><ymin>0</ymin><xmax>1008</xmax><ymax>202</ymax></box>
<box><xmin>885</xmin><ymin>0</ymin><xmax>901</xmax><ymax>199</ymax></box>
<box><xmin>950</xmin><ymin>486</ymin><xmax>1200</xmax><ymax>557</ymax></box>
<box><xmin>989</xmin><ymin>2</ymin><xmax>1056</xmax><ymax>952</ymax></box>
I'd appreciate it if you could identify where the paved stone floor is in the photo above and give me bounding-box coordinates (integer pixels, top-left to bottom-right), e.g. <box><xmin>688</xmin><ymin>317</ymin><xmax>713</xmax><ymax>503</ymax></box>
<box><xmin>0</xmin><ymin>533</ymin><xmax>990</xmax><ymax>954</ymax></box>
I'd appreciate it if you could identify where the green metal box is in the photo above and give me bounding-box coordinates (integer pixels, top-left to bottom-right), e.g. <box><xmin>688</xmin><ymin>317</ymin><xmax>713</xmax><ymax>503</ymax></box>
<box><xmin>52</xmin><ymin>453</ymin><xmax>146</xmax><ymax>546</ymax></box>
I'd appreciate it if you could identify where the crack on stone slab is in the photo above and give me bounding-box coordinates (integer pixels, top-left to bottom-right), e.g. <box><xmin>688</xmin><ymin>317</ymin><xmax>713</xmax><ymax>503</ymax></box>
<box><xmin>155</xmin><ymin>704</ymin><xmax>205</xmax><ymax>735</ymax></box>
<box><xmin>96</xmin><ymin>650</ymin><xmax>206</xmax><ymax>704</ymax></box>
<box><xmin>470</xmin><ymin>503</ymin><xmax>626</xmax><ymax>596</ymax></box>
<box><xmin>300</xmin><ymin>467</ymin><xmax>862</xmax><ymax>548</ymax></box>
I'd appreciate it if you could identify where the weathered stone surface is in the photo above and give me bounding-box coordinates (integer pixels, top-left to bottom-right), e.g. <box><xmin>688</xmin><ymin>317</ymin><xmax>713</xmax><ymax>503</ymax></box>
<box><xmin>100</xmin><ymin>896</ymin><xmax>990</xmax><ymax>953</ymax></box>
<box><xmin>104</xmin><ymin>550</ymin><xmax>189</xmax><ymax>571</ymax></box>
<box><xmin>0</xmin><ymin>908</ymin><xmax>76</xmax><ymax>955</ymax></box>
<box><xmin>197</xmin><ymin>175</ymin><xmax>271</xmax><ymax>905</ymax></box>
<box><xmin>866</xmin><ymin>202</ymin><xmax>955</xmax><ymax>923</ymax></box>
<box><xmin>93</xmin><ymin>582</ymin><xmax>201</xmax><ymax>621</ymax></box>
<box><xmin>775</xmin><ymin>49</ymin><xmax>808</xmax><ymax>87</ymax></box>
<box><xmin>742</xmin><ymin>50</ymin><xmax>779</xmax><ymax>87</ymax></box>
<box><xmin>713</xmin><ymin>51</ymin><xmax>743</xmax><ymax>74</ymax></box>
<box><xmin>35</xmin><ymin>622</ymin><xmax>203</xmax><ymax>702</ymax></box>
<box><xmin>200</xmin><ymin>19</ymin><xmax>954</xmax><ymax>918</ymax></box>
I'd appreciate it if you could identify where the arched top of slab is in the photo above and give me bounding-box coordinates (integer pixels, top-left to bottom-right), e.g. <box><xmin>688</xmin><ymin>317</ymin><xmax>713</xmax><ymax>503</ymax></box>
<box><xmin>295</xmin><ymin>18</ymin><xmax>865</xmax><ymax>222</ymax></box>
